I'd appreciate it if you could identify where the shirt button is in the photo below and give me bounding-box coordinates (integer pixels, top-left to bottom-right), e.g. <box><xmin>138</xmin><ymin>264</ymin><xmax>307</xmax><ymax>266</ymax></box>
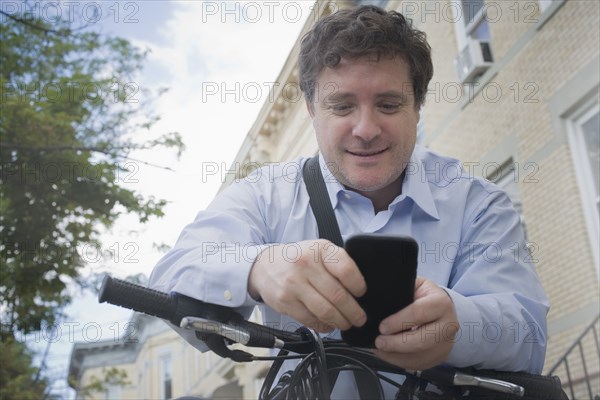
<box><xmin>344</xmin><ymin>193</ymin><xmax>351</xmax><ymax>200</ymax></box>
<box><xmin>223</xmin><ymin>290</ymin><xmax>232</xmax><ymax>301</ymax></box>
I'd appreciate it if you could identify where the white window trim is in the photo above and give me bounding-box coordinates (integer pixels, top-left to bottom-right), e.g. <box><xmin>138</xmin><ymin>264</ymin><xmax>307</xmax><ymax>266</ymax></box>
<box><xmin>105</xmin><ymin>383</ymin><xmax>121</xmax><ymax>400</ymax></box>
<box><xmin>464</xmin><ymin>5</ymin><xmax>486</xmax><ymax>36</ymax></box>
<box><xmin>451</xmin><ymin>1</ymin><xmax>468</xmax><ymax>50</ymax></box>
<box><xmin>451</xmin><ymin>0</ymin><xmax>487</xmax><ymax>50</ymax></box>
<box><xmin>159</xmin><ymin>354</ymin><xmax>173</xmax><ymax>399</ymax></box>
<box><xmin>566</xmin><ymin>99</ymin><xmax>600</xmax><ymax>279</ymax></box>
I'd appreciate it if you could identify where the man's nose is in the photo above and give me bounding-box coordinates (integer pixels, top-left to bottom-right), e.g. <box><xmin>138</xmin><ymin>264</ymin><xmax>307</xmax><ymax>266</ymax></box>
<box><xmin>351</xmin><ymin>109</ymin><xmax>381</xmax><ymax>141</ymax></box>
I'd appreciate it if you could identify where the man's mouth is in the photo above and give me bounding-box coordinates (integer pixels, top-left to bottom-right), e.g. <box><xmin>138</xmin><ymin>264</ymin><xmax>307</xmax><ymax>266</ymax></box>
<box><xmin>347</xmin><ymin>148</ymin><xmax>388</xmax><ymax>157</ymax></box>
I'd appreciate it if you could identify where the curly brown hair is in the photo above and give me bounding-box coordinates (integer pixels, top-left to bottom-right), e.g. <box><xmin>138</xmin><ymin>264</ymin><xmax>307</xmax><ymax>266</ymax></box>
<box><xmin>299</xmin><ymin>5</ymin><xmax>433</xmax><ymax>109</ymax></box>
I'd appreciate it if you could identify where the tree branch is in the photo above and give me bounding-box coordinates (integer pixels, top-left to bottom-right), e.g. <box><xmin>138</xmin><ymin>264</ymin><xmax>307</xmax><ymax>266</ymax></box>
<box><xmin>1</xmin><ymin>142</ymin><xmax>176</xmax><ymax>172</ymax></box>
<box><xmin>1</xmin><ymin>142</ymin><xmax>117</xmax><ymax>154</ymax></box>
<box><xmin>0</xmin><ymin>10</ymin><xmax>69</xmax><ymax>35</ymax></box>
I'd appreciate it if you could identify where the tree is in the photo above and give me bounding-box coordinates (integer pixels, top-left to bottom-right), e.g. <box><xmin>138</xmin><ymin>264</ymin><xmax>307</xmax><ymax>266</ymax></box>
<box><xmin>72</xmin><ymin>367</ymin><xmax>131</xmax><ymax>400</ymax></box>
<box><xmin>0</xmin><ymin>5</ymin><xmax>183</xmax><ymax>337</ymax></box>
<box><xmin>0</xmin><ymin>335</ymin><xmax>52</xmax><ymax>399</ymax></box>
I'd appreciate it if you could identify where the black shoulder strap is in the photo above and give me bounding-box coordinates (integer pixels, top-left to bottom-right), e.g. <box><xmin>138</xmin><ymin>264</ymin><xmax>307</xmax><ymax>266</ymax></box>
<box><xmin>302</xmin><ymin>155</ymin><xmax>344</xmax><ymax>247</ymax></box>
<box><xmin>302</xmin><ymin>155</ymin><xmax>379</xmax><ymax>399</ymax></box>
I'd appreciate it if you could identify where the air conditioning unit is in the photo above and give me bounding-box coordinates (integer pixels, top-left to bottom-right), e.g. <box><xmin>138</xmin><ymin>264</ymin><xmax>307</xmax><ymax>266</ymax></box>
<box><xmin>455</xmin><ymin>38</ymin><xmax>493</xmax><ymax>83</ymax></box>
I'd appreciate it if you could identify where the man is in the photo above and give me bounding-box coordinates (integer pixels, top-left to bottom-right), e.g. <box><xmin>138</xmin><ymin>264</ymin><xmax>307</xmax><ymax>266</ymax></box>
<box><xmin>149</xmin><ymin>4</ymin><xmax>548</xmax><ymax>391</ymax></box>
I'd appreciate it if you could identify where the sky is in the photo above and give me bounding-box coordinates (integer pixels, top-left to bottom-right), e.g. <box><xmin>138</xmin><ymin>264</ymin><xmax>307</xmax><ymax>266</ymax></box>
<box><xmin>16</xmin><ymin>1</ymin><xmax>315</xmax><ymax>397</ymax></box>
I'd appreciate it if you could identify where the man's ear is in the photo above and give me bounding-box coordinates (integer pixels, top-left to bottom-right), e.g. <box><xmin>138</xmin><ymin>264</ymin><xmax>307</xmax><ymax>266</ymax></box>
<box><xmin>305</xmin><ymin>97</ymin><xmax>315</xmax><ymax>118</ymax></box>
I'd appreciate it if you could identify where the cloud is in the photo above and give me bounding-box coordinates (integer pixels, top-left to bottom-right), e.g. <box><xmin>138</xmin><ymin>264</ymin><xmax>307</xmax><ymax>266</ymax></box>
<box><xmin>88</xmin><ymin>0</ymin><xmax>315</xmax><ymax>274</ymax></box>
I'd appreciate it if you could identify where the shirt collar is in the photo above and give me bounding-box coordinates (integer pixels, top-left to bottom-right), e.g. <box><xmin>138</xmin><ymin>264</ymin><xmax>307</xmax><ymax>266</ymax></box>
<box><xmin>399</xmin><ymin>146</ymin><xmax>440</xmax><ymax>220</ymax></box>
<box><xmin>317</xmin><ymin>147</ymin><xmax>440</xmax><ymax>220</ymax></box>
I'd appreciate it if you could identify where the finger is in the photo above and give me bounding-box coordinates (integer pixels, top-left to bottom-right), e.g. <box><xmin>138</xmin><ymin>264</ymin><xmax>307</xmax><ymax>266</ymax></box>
<box><xmin>290</xmin><ymin>306</ymin><xmax>334</xmax><ymax>333</ymax></box>
<box><xmin>379</xmin><ymin>280</ymin><xmax>449</xmax><ymax>334</ymax></box>
<box><xmin>375</xmin><ymin>321</ymin><xmax>455</xmax><ymax>354</ymax></box>
<box><xmin>297</xmin><ymin>285</ymin><xmax>355</xmax><ymax>331</ymax></box>
<box><xmin>413</xmin><ymin>276</ymin><xmax>438</xmax><ymax>300</ymax></box>
<box><xmin>265</xmin><ymin>289</ymin><xmax>335</xmax><ymax>332</ymax></box>
<box><xmin>379</xmin><ymin>298</ymin><xmax>440</xmax><ymax>334</ymax></box>
<box><xmin>321</xmin><ymin>245</ymin><xmax>367</xmax><ymax>298</ymax></box>
<box><xmin>307</xmin><ymin>272</ymin><xmax>367</xmax><ymax>328</ymax></box>
<box><xmin>374</xmin><ymin>322</ymin><xmax>457</xmax><ymax>370</ymax></box>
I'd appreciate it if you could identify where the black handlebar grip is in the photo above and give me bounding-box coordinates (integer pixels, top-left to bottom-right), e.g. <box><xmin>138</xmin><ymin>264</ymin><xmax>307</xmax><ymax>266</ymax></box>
<box><xmin>99</xmin><ymin>275</ymin><xmax>173</xmax><ymax>320</ymax></box>
<box><xmin>99</xmin><ymin>275</ymin><xmax>240</xmax><ymax>327</ymax></box>
<box><xmin>418</xmin><ymin>366</ymin><xmax>456</xmax><ymax>386</ymax></box>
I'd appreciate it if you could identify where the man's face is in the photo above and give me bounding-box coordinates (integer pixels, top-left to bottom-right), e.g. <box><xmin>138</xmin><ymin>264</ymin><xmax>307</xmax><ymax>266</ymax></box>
<box><xmin>308</xmin><ymin>56</ymin><xmax>419</xmax><ymax>197</ymax></box>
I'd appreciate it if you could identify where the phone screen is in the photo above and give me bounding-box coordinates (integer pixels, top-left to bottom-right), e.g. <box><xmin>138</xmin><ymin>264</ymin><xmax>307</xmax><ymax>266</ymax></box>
<box><xmin>341</xmin><ymin>234</ymin><xmax>418</xmax><ymax>348</ymax></box>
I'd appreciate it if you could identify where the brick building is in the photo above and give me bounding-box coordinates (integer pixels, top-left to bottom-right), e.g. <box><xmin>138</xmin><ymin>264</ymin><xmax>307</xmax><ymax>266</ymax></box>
<box><xmin>228</xmin><ymin>0</ymin><xmax>599</xmax><ymax>397</ymax></box>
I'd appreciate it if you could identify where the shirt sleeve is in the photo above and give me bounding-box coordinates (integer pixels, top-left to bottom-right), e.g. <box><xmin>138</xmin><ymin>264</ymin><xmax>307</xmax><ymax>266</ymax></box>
<box><xmin>148</xmin><ymin>176</ymin><xmax>271</xmax><ymax>348</ymax></box>
<box><xmin>444</xmin><ymin>189</ymin><xmax>549</xmax><ymax>373</ymax></box>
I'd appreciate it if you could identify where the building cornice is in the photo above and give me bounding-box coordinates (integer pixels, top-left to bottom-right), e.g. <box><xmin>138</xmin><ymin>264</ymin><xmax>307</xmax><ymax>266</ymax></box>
<box><xmin>67</xmin><ymin>313</ymin><xmax>169</xmax><ymax>389</ymax></box>
<box><xmin>220</xmin><ymin>1</ymin><xmax>348</xmax><ymax>189</ymax></box>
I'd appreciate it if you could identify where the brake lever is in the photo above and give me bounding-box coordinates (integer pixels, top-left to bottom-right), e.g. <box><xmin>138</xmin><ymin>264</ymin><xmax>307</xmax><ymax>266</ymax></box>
<box><xmin>181</xmin><ymin>316</ymin><xmax>251</xmax><ymax>345</ymax></box>
<box><xmin>416</xmin><ymin>367</ymin><xmax>525</xmax><ymax>397</ymax></box>
<box><xmin>180</xmin><ymin>316</ymin><xmax>285</xmax><ymax>349</ymax></box>
<box><xmin>453</xmin><ymin>372</ymin><xmax>525</xmax><ymax>396</ymax></box>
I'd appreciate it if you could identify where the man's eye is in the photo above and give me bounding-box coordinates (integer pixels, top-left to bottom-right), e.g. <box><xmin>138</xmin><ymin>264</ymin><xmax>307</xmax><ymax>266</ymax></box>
<box><xmin>378</xmin><ymin>103</ymin><xmax>401</xmax><ymax>113</ymax></box>
<box><xmin>329</xmin><ymin>104</ymin><xmax>354</xmax><ymax>115</ymax></box>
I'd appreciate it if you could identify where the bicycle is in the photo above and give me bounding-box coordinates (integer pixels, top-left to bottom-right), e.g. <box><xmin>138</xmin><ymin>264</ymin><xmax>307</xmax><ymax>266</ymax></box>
<box><xmin>98</xmin><ymin>275</ymin><xmax>568</xmax><ymax>399</ymax></box>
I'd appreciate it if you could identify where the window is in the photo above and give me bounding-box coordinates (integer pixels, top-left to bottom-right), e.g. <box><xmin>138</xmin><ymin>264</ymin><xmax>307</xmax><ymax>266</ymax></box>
<box><xmin>160</xmin><ymin>356</ymin><xmax>173</xmax><ymax>399</ymax></box>
<box><xmin>567</xmin><ymin>99</ymin><xmax>600</xmax><ymax>273</ymax></box>
<box><xmin>462</xmin><ymin>0</ymin><xmax>491</xmax><ymax>41</ymax></box>
<box><xmin>105</xmin><ymin>384</ymin><xmax>121</xmax><ymax>400</ymax></box>
<box><xmin>452</xmin><ymin>0</ymin><xmax>494</xmax><ymax>83</ymax></box>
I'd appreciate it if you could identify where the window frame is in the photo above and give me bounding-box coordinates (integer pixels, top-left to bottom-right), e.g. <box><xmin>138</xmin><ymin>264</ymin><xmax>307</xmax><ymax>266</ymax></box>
<box><xmin>160</xmin><ymin>354</ymin><xmax>173</xmax><ymax>399</ymax></box>
<box><xmin>105</xmin><ymin>384</ymin><xmax>121</xmax><ymax>400</ymax></box>
<box><xmin>566</xmin><ymin>98</ymin><xmax>600</xmax><ymax>275</ymax></box>
<box><xmin>463</xmin><ymin>1</ymin><xmax>486</xmax><ymax>37</ymax></box>
<box><xmin>452</xmin><ymin>0</ymin><xmax>492</xmax><ymax>48</ymax></box>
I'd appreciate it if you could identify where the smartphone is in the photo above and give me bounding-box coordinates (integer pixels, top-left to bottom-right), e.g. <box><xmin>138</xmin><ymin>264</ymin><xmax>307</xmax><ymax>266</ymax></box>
<box><xmin>341</xmin><ymin>234</ymin><xmax>418</xmax><ymax>348</ymax></box>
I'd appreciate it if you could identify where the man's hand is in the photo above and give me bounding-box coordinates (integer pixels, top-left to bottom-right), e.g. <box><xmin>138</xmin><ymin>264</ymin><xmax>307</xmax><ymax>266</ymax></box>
<box><xmin>374</xmin><ymin>277</ymin><xmax>458</xmax><ymax>370</ymax></box>
<box><xmin>247</xmin><ymin>239</ymin><xmax>367</xmax><ymax>332</ymax></box>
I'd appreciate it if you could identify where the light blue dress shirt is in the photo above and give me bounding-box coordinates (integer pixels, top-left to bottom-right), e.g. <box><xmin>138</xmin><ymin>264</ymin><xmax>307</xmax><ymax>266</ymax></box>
<box><xmin>149</xmin><ymin>145</ymin><xmax>549</xmax><ymax>385</ymax></box>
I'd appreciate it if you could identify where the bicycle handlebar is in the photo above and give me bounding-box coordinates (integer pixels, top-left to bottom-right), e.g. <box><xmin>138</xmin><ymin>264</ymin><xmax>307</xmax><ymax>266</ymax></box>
<box><xmin>98</xmin><ymin>275</ymin><xmax>567</xmax><ymax>400</ymax></box>
<box><xmin>99</xmin><ymin>275</ymin><xmax>306</xmax><ymax>352</ymax></box>
<box><xmin>99</xmin><ymin>274</ymin><xmax>237</xmax><ymax>325</ymax></box>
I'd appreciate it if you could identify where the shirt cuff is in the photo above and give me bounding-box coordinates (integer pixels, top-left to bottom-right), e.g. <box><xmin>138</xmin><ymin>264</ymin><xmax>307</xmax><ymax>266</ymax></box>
<box><xmin>443</xmin><ymin>288</ymin><xmax>484</xmax><ymax>368</ymax></box>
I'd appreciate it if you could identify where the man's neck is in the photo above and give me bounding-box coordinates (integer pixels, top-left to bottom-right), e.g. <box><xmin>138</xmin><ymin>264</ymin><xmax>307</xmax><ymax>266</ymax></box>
<box><xmin>351</xmin><ymin>172</ymin><xmax>404</xmax><ymax>213</ymax></box>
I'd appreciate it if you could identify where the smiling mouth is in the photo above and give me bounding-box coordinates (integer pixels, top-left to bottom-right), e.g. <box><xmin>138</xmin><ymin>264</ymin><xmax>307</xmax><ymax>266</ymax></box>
<box><xmin>347</xmin><ymin>148</ymin><xmax>388</xmax><ymax>157</ymax></box>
